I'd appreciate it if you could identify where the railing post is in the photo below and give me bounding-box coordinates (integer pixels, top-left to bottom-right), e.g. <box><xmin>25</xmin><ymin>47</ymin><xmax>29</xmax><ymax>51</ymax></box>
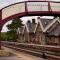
<box><xmin>48</xmin><ymin>1</ymin><xmax>51</xmax><ymax>12</ymax></box>
<box><xmin>25</xmin><ymin>1</ymin><xmax>28</xmax><ymax>14</ymax></box>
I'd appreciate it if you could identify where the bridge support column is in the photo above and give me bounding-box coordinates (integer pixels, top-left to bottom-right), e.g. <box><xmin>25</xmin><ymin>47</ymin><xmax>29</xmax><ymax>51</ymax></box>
<box><xmin>0</xmin><ymin>10</ymin><xmax>2</xmax><ymax>49</ymax></box>
<box><xmin>0</xmin><ymin>27</ymin><xmax>2</xmax><ymax>49</ymax></box>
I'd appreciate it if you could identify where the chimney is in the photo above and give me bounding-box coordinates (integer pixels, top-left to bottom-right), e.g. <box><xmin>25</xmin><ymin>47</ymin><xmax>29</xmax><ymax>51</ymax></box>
<box><xmin>26</xmin><ymin>20</ymin><xmax>31</xmax><ymax>25</ymax></box>
<box><xmin>32</xmin><ymin>19</ymin><xmax>35</xmax><ymax>23</ymax></box>
<box><xmin>37</xmin><ymin>17</ymin><xmax>40</xmax><ymax>19</ymax></box>
<box><xmin>27</xmin><ymin>20</ymin><xmax>31</xmax><ymax>23</ymax></box>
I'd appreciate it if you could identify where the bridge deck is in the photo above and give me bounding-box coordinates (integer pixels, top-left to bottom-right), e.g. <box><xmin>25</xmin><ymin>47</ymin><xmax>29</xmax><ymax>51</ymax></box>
<box><xmin>0</xmin><ymin>1</ymin><xmax>60</xmax><ymax>26</ymax></box>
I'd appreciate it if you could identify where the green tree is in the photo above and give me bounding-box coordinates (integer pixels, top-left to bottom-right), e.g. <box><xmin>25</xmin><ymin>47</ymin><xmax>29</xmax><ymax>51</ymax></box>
<box><xmin>7</xmin><ymin>18</ymin><xmax>24</xmax><ymax>31</ymax></box>
<box><xmin>6</xmin><ymin>17</ymin><xmax>24</xmax><ymax>41</ymax></box>
<box><xmin>6</xmin><ymin>30</ymin><xmax>17</xmax><ymax>41</ymax></box>
<box><xmin>1</xmin><ymin>32</ymin><xmax>7</xmax><ymax>41</ymax></box>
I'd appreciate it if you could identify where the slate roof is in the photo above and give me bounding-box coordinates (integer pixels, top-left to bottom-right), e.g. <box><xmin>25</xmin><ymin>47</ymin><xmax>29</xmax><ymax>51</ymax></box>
<box><xmin>26</xmin><ymin>22</ymin><xmax>37</xmax><ymax>33</ymax></box>
<box><xmin>18</xmin><ymin>17</ymin><xmax>60</xmax><ymax>36</ymax></box>
<box><xmin>48</xmin><ymin>22</ymin><xmax>60</xmax><ymax>36</ymax></box>
<box><xmin>40</xmin><ymin>18</ymin><xmax>54</xmax><ymax>29</ymax></box>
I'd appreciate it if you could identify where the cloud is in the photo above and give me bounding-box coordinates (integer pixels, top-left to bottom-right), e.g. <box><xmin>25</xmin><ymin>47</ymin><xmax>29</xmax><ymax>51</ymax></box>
<box><xmin>1</xmin><ymin>20</ymin><xmax>12</xmax><ymax>32</ymax></box>
<box><xmin>0</xmin><ymin>2</ymin><xmax>9</xmax><ymax>9</ymax></box>
<box><xmin>0</xmin><ymin>0</ymin><xmax>28</xmax><ymax>9</ymax></box>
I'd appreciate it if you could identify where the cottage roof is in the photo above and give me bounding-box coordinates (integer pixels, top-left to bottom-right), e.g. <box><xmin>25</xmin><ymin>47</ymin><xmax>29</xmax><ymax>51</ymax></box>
<box><xmin>26</xmin><ymin>22</ymin><xmax>37</xmax><ymax>33</ymax></box>
<box><xmin>47</xmin><ymin>21</ymin><xmax>60</xmax><ymax>36</ymax></box>
<box><xmin>40</xmin><ymin>18</ymin><xmax>53</xmax><ymax>29</ymax></box>
<box><xmin>38</xmin><ymin>17</ymin><xmax>60</xmax><ymax>32</ymax></box>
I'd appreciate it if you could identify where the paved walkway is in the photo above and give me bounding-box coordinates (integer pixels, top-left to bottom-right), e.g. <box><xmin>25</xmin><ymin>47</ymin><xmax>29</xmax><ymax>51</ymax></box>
<box><xmin>0</xmin><ymin>46</ymin><xmax>47</xmax><ymax>60</ymax></box>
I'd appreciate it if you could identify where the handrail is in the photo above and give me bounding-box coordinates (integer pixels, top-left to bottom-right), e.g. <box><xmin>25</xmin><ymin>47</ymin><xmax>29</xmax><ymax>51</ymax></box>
<box><xmin>0</xmin><ymin>1</ymin><xmax>60</xmax><ymax>23</ymax></box>
<box><xmin>0</xmin><ymin>1</ymin><xmax>60</xmax><ymax>10</ymax></box>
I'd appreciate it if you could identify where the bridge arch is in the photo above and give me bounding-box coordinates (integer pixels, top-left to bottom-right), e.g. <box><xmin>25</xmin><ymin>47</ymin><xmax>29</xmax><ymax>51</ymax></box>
<box><xmin>0</xmin><ymin>1</ymin><xmax>60</xmax><ymax>31</ymax></box>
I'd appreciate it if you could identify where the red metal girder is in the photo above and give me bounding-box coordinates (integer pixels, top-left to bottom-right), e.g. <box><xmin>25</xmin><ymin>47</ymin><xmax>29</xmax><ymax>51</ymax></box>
<box><xmin>0</xmin><ymin>9</ymin><xmax>2</xmax><ymax>21</ymax></box>
<box><xmin>25</xmin><ymin>1</ymin><xmax>28</xmax><ymax>14</ymax></box>
<box><xmin>0</xmin><ymin>1</ymin><xmax>60</xmax><ymax>26</ymax></box>
<box><xmin>48</xmin><ymin>1</ymin><xmax>50</xmax><ymax>12</ymax></box>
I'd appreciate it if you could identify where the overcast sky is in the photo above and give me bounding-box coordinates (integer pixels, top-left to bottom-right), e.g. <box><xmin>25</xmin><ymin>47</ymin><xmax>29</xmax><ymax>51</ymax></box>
<box><xmin>0</xmin><ymin>0</ymin><xmax>60</xmax><ymax>9</ymax></box>
<box><xmin>0</xmin><ymin>0</ymin><xmax>28</xmax><ymax>9</ymax></box>
<box><xmin>0</xmin><ymin>0</ymin><xmax>60</xmax><ymax>32</ymax></box>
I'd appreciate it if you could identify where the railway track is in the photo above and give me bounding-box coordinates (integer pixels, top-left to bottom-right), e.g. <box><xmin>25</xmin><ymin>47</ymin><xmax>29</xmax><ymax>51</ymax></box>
<box><xmin>2</xmin><ymin>41</ymin><xmax>60</xmax><ymax>60</ymax></box>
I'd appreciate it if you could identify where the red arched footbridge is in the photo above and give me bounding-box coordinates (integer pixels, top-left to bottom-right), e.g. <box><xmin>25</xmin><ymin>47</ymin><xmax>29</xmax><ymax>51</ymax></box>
<box><xmin>0</xmin><ymin>1</ymin><xmax>60</xmax><ymax>31</ymax></box>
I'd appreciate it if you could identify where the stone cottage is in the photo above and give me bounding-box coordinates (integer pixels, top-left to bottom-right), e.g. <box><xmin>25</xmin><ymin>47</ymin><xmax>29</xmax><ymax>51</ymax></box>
<box><xmin>24</xmin><ymin>19</ymin><xmax>37</xmax><ymax>44</ymax></box>
<box><xmin>45</xmin><ymin>17</ymin><xmax>60</xmax><ymax>45</ymax></box>
<box><xmin>17</xmin><ymin>17</ymin><xmax>60</xmax><ymax>45</ymax></box>
<box><xmin>17</xmin><ymin>26</ymin><xmax>25</xmax><ymax>43</ymax></box>
<box><xmin>38</xmin><ymin>17</ymin><xmax>60</xmax><ymax>45</ymax></box>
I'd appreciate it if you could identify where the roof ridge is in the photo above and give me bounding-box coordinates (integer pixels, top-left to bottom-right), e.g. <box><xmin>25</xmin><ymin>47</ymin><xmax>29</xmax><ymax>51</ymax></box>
<box><xmin>26</xmin><ymin>22</ymin><xmax>37</xmax><ymax>33</ymax></box>
<box><xmin>44</xmin><ymin>17</ymin><xmax>59</xmax><ymax>32</ymax></box>
<box><xmin>38</xmin><ymin>17</ymin><xmax>59</xmax><ymax>32</ymax></box>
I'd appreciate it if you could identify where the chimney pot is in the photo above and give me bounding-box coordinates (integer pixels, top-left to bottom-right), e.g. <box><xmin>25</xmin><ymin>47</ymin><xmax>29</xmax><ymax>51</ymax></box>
<box><xmin>32</xmin><ymin>19</ymin><xmax>35</xmax><ymax>23</ymax></box>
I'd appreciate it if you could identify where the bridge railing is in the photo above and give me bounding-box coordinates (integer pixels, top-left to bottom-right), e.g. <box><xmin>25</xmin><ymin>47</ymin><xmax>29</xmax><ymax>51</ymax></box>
<box><xmin>50</xmin><ymin>2</ymin><xmax>60</xmax><ymax>11</ymax></box>
<box><xmin>27</xmin><ymin>1</ymin><xmax>48</xmax><ymax>12</ymax></box>
<box><xmin>2</xmin><ymin>2</ymin><xmax>25</xmax><ymax>20</ymax></box>
<box><xmin>0</xmin><ymin>1</ymin><xmax>60</xmax><ymax>21</ymax></box>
